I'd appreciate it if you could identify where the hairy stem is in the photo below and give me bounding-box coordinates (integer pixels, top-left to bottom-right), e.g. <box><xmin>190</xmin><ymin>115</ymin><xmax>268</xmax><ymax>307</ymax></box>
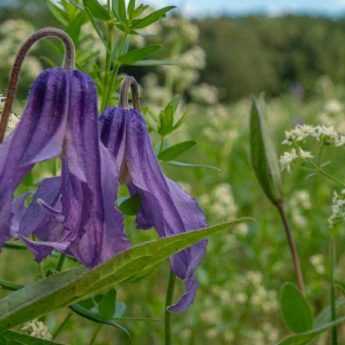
<box><xmin>164</xmin><ymin>270</ymin><xmax>176</xmax><ymax>345</ymax></box>
<box><xmin>276</xmin><ymin>202</ymin><xmax>305</xmax><ymax>293</ymax></box>
<box><xmin>119</xmin><ymin>76</ymin><xmax>141</xmax><ymax>110</ymax></box>
<box><xmin>0</xmin><ymin>27</ymin><xmax>75</xmax><ymax>142</ymax></box>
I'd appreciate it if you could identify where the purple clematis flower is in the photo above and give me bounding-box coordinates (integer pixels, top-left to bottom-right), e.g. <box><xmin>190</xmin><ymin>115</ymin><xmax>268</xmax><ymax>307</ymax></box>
<box><xmin>0</xmin><ymin>67</ymin><xmax>130</xmax><ymax>267</ymax></box>
<box><xmin>99</xmin><ymin>77</ymin><xmax>207</xmax><ymax>312</ymax></box>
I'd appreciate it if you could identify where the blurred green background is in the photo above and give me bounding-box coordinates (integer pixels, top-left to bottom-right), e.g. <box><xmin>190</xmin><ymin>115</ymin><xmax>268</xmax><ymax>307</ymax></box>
<box><xmin>2</xmin><ymin>1</ymin><xmax>345</xmax><ymax>344</ymax></box>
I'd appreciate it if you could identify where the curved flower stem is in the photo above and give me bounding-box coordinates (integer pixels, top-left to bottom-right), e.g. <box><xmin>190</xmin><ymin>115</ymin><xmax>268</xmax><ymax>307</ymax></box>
<box><xmin>0</xmin><ymin>27</ymin><xmax>75</xmax><ymax>143</ymax></box>
<box><xmin>164</xmin><ymin>270</ymin><xmax>176</xmax><ymax>345</ymax></box>
<box><xmin>329</xmin><ymin>234</ymin><xmax>338</xmax><ymax>345</ymax></box>
<box><xmin>119</xmin><ymin>76</ymin><xmax>141</xmax><ymax>110</ymax></box>
<box><xmin>276</xmin><ymin>201</ymin><xmax>305</xmax><ymax>293</ymax></box>
<box><xmin>308</xmin><ymin>160</ymin><xmax>345</xmax><ymax>187</ymax></box>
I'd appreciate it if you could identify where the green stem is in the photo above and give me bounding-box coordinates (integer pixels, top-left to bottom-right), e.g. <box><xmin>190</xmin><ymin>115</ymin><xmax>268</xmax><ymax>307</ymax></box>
<box><xmin>276</xmin><ymin>202</ymin><xmax>305</xmax><ymax>293</ymax></box>
<box><xmin>330</xmin><ymin>235</ymin><xmax>338</xmax><ymax>345</ymax></box>
<box><xmin>309</xmin><ymin>160</ymin><xmax>345</xmax><ymax>187</ymax></box>
<box><xmin>56</xmin><ymin>254</ymin><xmax>66</xmax><ymax>272</ymax></box>
<box><xmin>89</xmin><ymin>325</ymin><xmax>102</xmax><ymax>345</ymax></box>
<box><xmin>164</xmin><ymin>270</ymin><xmax>176</xmax><ymax>345</ymax></box>
<box><xmin>52</xmin><ymin>312</ymin><xmax>72</xmax><ymax>340</ymax></box>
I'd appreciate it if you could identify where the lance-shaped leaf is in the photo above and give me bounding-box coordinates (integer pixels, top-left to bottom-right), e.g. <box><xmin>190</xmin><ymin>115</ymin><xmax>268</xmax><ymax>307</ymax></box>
<box><xmin>158</xmin><ymin>140</ymin><xmax>196</xmax><ymax>161</ymax></box>
<box><xmin>131</xmin><ymin>6</ymin><xmax>175</xmax><ymax>29</ymax></box>
<box><xmin>250</xmin><ymin>96</ymin><xmax>283</xmax><ymax>205</ymax></box>
<box><xmin>1</xmin><ymin>330</ymin><xmax>64</xmax><ymax>344</ymax></box>
<box><xmin>276</xmin><ymin>315</ymin><xmax>345</xmax><ymax>345</ymax></box>
<box><xmin>118</xmin><ymin>45</ymin><xmax>161</xmax><ymax>65</ymax></box>
<box><xmin>0</xmin><ymin>219</ymin><xmax>250</xmax><ymax>329</ymax></box>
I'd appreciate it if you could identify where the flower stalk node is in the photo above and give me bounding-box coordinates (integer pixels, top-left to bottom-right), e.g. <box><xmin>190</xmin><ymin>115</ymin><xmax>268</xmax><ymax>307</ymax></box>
<box><xmin>119</xmin><ymin>76</ymin><xmax>141</xmax><ymax>110</ymax></box>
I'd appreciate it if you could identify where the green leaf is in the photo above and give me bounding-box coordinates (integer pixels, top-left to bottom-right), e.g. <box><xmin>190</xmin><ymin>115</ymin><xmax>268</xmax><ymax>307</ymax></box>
<box><xmin>158</xmin><ymin>96</ymin><xmax>181</xmax><ymax>136</ymax></box>
<box><xmin>131</xmin><ymin>6</ymin><xmax>175</xmax><ymax>29</ymax></box>
<box><xmin>47</xmin><ymin>1</ymin><xmax>68</xmax><ymax>26</ymax></box>
<box><xmin>0</xmin><ymin>220</ymin><xmax>251</xmax><ymax>329</ymax></box>
<box><xmin>70</xmin><ymin>303</ymin><xmax>130</xmax><ymax>339</ymax></box>
<box><xmin>132</xmin><ymin>4</ymin><xmax>149</xmax><ymax>18</ymax></box>
<box><xmin>132</xmin><ymin>59</ymin><xmax>177</xmax><ymax>67</ymax></box>
<box><xmin>249</xmin><ymin>95</ymin><xmax>283</xmax><ymax>205</ymax></box>
<box><xmin>83</xmin><ymin>0</ymin><xmax>110</xmax><ymax>20</ymax></box>
<box><xmin>158</xmin><ymin>141</ymin><xmax>196</xmax><ymax>161</ymax></box>
<box><xmin>127</xmin><ymin>0</ymin><xmax>136</xmax><ymax>18</ymax></box>
<box><xmin>118</xmin><ymin>45</ymin><xmax>161</xmax><ymax>65</ymax></box>
<box><xmin>2</xmin><ymin>330</ymin><xmax>64</xmax><ymax>344</ymax></box>
<box><xmin>279</xmin><ymin>283</ymin><xmax>313</xmax><ymax>333</ymax></box>
<box><xmin>166</xmin><ymin>161</ymin><xmax>221</xmax><ymax>172</ymax></box>
<box><xmin>116</xmin><ymin>0</ymin><xmax>127</xmax><ymax>21</ymax></box>
<box><xmin>118</xmin><ymin>194</ymin><xmax>141</xmax><ymax>215</ymax></box>
<box><xmin>314</xmin><ymin>298</ymin><xmax>345</xmax><ymax>328</ymax></box>
<box><xmin>277</xmin><ymin>316</ymin><xmax>345</xmax><ymax>345</ymax></box>
<box><xmin>0</xmin><ymin>279</ymin><xmax>23</xmax><ymax>291</ymax></box>
<box><xmin>98</xmin><ymin>289</ymin><xmax>116</xmax><ymax>319</ymax></box>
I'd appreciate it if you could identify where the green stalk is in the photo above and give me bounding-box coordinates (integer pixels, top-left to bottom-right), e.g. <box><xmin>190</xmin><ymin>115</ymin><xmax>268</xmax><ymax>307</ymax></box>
<box><xmin>330</xmin><ymin>234</ymin><xmax>338</xmax><ymax>345</ymax></box>
<box><xmin>276</xmin><ymin>202</ymin><xmax>305</xmax><ymax>293</ymax></box>
<box><xmin>56</xmin><ymin>254</ymin><xmax>66</xmax><ymax>272</ymax></box>
<box><xmin>164</xmin><ymin>270</ymin><xmax>176</xmax><ymax>345</ymax></box>
<box><xmin>52</xmin><ymin>312</ymin><xmax>73</xmax><ymax>340</ymax></box>
<box><xmin>89</xmin><ymin>325</ymin><xmax>102</xmax><ymax>345</ymax></box>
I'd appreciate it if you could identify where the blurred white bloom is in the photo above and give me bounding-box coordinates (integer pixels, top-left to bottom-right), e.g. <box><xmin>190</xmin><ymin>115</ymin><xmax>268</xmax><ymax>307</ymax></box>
<box><xmin>289</xmin><ymin>190</ymin><xmax>311</xmax><ymax>228</ymax></box>
<box><xmin>0</xmin><ymin>95</ymin><xmax>18</xmax><ymax>137</ymax></box>
<box><xmin>201</xmin><ymin>183</ymin><xmax>237</xmax><ymax>220</ymax></box>
<box><xmin>325</xmin><ymin>99</ymin><xmax>343</xmax><ymax>114</ymax></box>
<box><xmin>179</xmin><ymin>46</ymin><xmax>206</xmax><ymax>69</ymax></box>
<box><xmin>280</xmin><ymin>148</ymin><xmax>313</xmax><ymax>172</ymax></box>
<box><xmin>328</xmin><ymin>189</ymin><xmax>345</xmax><ymax>227</ymax></box>
<box><xmin>21</xmin><ymin>320</ymin><xmax>52</xmax><ymax>340</ymax></box>
<box><xmin>310</xmin><ymin>255</ymin><xmax>325</xmax><ymax>274</ymax></box>
<box><xmin>191</xmin><ymin>83</ymin><xmax>218</xmax><ymax>105</ymax></box>
<box><xmin>234</xmin><ymin>292</ymin><xmax>247</xmax><ymax>304</ymax></box>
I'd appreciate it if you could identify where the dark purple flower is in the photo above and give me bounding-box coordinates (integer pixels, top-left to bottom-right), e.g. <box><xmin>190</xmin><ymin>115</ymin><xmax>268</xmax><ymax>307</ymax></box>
<box><xmin>0</xmin><ymin>67</ymin><xmax>130</xmax><ymax>267</ymax></box>
<box><xmin>99</xmin><ymin>82</ymin><xmax>207</xmax><ymax>312</ymax></box>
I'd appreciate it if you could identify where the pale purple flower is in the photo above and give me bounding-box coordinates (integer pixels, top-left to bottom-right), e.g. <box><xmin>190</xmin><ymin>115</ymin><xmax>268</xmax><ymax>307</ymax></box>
<box><xmin>0</xmin><ymin>68</ymin><xmax>130</xmax><ymax>267</ymax></box>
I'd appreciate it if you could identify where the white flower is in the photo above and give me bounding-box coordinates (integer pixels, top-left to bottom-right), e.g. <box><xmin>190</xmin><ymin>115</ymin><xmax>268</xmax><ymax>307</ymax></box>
<box><xmin>21</xmin><ymin>320</ymin><xmax>52</xmax><ymax>340</ymax></box>
<box><xmin>310</xmin><ymin>255</ymin><xmax>325</xmax><ymax>274</ymax></box>
<box><xmin>280</xmin><ymin>148</ymin><xmax>313</xmax><ymax>172</ymax></box>
<box><xmin>328</xmin><ymin>189</ymin><xmax>345</xmax><ymax>227</ymax></box>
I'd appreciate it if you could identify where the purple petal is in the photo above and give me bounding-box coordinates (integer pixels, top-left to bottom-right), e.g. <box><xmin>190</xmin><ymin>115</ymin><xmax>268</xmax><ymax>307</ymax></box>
<box><xmin>100</xmin><ymin>108</ymin><xmax>207</xmax><ymax>311</ymax></box>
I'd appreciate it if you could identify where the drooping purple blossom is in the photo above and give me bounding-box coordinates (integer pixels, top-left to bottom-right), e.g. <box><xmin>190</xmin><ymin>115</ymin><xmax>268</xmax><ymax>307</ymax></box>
<box><xmin>0</xmin><ymin>67</ymin><xmax>130</xmax><ymax>267</ymax></box>
<box><xmin>99</xmin><ymin>78</ymin><xmax>207</xmax><ymax>312</ymax></box>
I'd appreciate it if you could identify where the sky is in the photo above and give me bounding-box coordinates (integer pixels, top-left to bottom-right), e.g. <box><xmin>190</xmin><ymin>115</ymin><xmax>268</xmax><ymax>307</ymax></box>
<box><xmin>145</xmin><ymin>0</ymin><xmax>345</xmax><ymax>17</ymax></box>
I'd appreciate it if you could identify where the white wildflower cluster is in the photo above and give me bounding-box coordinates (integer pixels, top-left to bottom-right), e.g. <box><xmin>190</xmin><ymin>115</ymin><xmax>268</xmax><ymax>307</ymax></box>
<box><xmin>283</xmin><ymin>124</ymin><xmax>345</xmax><ymax>147</ymax></box>
<box><xmin>279</xmin><ymin>148</ymin><xmax>313</xmax><ymax>172</ymax></box>
<box><xmin>319</xmin><ymin>98</ymin><xmax>345</xmax><ymax>132</ymax></box>
<box><xmin>328</xmin><ymin>189</ymin><xmax>345</xmax><ymax>228</ymax></box>
<box><xmin>288</xmin><ymin>190</ymin><xmax>312</xmax><ymax>227</ymax></box>
<box><xmin>310</xmin><ymin>254</ymin><xmax>326</xmax><ymax>275</ymax></box>
<box><xmin>21</xmin><ymin>320</ymin><xmax>52</xmax><ymax>340</ymax></box>
<box><xmin>191</xmin><ymin>83</ymin><xmax>219</xmax><ymax>105</ymax></box>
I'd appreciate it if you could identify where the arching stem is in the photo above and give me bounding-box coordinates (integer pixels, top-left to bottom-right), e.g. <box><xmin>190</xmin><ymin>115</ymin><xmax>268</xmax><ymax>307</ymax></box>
<box><xmin>119</xmin><ymin>75</ymin><xmax>141</xmax><ymax>110</ymax></box>
<box><xmin>0</xmin><ymin>27</ymin><xmax>75</xmax><ymax>142</ymax></box>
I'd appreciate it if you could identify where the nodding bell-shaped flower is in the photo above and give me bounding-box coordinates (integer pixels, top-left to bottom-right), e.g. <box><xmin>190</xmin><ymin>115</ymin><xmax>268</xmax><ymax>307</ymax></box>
<box><xmin>0</xmin><ymin>28</ymin><xmax>130</xmax><ymax>267</ymax></box>
<box><xmin>99</xmin><ymin>76</ymin><xmax>208</xmax><ymax>312</ymax></box>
